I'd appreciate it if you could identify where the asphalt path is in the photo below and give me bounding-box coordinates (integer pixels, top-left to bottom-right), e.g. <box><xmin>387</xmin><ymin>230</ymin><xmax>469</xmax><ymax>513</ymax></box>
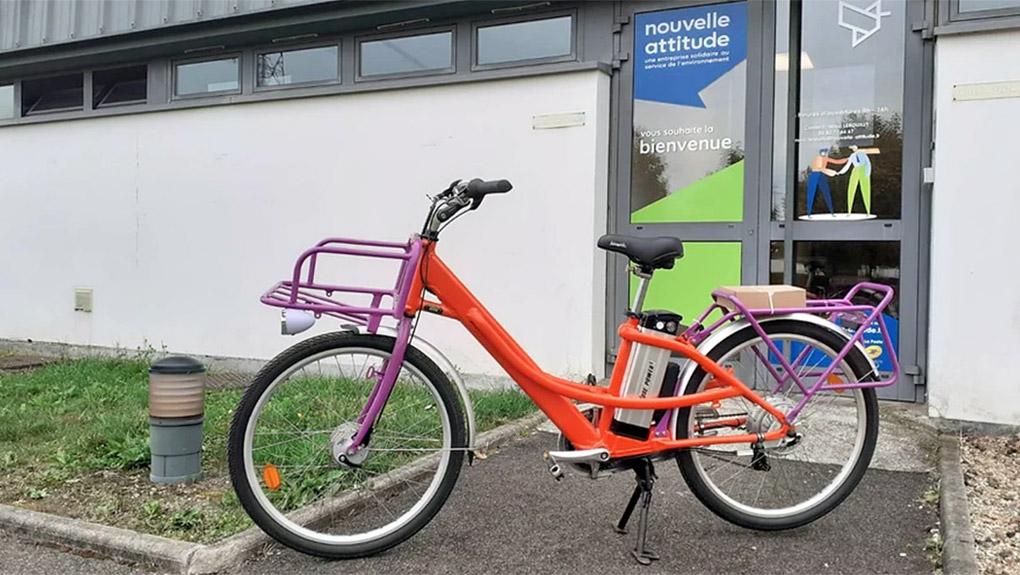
<box><xmin>0</xmin><ymin>430</ymin><xmax>937</xmax><ymax>575</ymax></box>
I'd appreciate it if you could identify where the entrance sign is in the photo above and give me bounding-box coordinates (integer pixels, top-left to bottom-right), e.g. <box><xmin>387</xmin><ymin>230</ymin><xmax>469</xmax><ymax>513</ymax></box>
<box><xmin>630</xmin><ymin>2</ymin><xmax>747</xmax><ymax>223</ymax></box>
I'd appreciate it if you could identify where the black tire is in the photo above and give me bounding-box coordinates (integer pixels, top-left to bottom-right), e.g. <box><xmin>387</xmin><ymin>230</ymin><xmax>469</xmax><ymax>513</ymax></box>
<box><xmin>227</xmin><ymin>332</ymin><xmax>467</xmax><ymax>559</ymax></box>
<box><xmin>675</xmin><ymin>320</ymin><xmax>879</xmax><ymax>531</ymax></box>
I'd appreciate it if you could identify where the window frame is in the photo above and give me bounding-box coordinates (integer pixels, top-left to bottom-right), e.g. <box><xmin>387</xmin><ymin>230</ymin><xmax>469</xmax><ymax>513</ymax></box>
<box><xmin>471</xmin><ymin>10</ymin><xmax>578</xmax><ymax>72</ymax></box>
<box><xmin>950</xmin><ymin>0</ymin><xmax>1020</xmax><ymax>21</ymax></box>
<box><xmin>19</xmin><ymin>71</ymin><xmax>86</xmax><ymax>117</ymax></box>
<box><xmin>0</xmin><ymin>82</ymin><xmax>15</xmax><ymax>121</ymax></box>
<box><xmin>90</xmin><ymin>62</ymin><xmax>150</xmax><ymax>110</ymax></box>
<box><xmin>172</xmin><ymin>53</ymin><xmax>243</xmax><ymax>100</ymax></box>
<box><xmin>937</xmin><ymin>0</ymin><xmax>1020</xmax><ymax>33</ymax></box>
<box><xmin>355</xmin><ymin>25</ymin><xmax>457</xmax><ymax>82</ymax></box>
<box><xmin>253</xmin><ymin>40</ymin><xmax>342</xmax><ymax>93</ymax></box>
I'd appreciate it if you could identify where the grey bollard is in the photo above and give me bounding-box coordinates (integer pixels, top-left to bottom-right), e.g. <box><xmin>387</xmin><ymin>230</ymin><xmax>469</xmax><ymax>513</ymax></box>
<box><xmin>149</xmin><ymin>356</ymin><xmax>206</xmax><ymax>484</ymax></box>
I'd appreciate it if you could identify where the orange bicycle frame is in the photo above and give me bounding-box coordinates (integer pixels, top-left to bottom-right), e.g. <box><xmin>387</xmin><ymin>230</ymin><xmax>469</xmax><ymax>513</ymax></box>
<box><xmin>405</xmin><ymin>240</ymin><xmax>791</xmax><ymax>459</ymax></box>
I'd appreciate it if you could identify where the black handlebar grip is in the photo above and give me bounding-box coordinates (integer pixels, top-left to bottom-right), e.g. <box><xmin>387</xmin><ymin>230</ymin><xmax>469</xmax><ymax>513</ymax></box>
<box><xmin>465</xmin><ymin>178</ymin><xmax>513</xmax><ymax>198</ymax></box>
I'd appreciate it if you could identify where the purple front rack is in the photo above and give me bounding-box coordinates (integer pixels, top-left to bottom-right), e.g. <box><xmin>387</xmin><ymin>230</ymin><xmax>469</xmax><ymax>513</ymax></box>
<box><xmin>260</xmin><ymin>237</ymin><xmax>421</xmax><ymax>334</ymax></box>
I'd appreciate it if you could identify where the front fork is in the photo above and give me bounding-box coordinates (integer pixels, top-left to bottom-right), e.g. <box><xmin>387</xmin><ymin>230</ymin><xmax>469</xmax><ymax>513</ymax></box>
<box><xmin>347</xmin><ymin>317</ymin><xmax>416</xmax><ymax>454</ymax></box>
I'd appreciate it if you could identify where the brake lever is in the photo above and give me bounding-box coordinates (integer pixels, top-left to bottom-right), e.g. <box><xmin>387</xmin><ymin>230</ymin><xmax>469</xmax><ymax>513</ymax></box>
<box><xmin>436</xmin><ymin>179</ymin><xmax>462</xmax><ymax>200</ymax></box>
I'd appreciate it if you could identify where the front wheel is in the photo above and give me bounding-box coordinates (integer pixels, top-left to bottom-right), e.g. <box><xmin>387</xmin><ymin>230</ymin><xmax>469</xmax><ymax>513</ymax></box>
<box><xmin>227</xmin><ymin>332</ymin><xmax>466</xmax><ymax>558</ymax></box>
<box><xmin>674</xmin><ymin>320</ymin><xmax>879</xmax><ymax>531</ymax></box>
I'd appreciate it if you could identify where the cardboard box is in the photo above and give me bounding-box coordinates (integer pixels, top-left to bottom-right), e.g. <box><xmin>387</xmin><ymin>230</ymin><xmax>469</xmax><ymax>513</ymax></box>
<box><xmin>715</xmin><ymin>285</ymin><xmax>807</xmax><ymax>312</ymax></box>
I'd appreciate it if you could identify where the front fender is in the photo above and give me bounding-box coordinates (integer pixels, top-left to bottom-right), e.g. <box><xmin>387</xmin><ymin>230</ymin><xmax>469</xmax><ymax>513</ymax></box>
<box><xmin>675</xmin><ymin>313</ymin><xmax>878</xmax><ymax>396</ymax></box>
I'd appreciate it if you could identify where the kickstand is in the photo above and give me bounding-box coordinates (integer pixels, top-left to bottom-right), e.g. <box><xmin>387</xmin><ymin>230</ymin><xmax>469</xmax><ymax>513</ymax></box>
<box><xmin>613</xmin><ymin>459</ymin><xmax>660</xmax><ymax>565</ymax></box>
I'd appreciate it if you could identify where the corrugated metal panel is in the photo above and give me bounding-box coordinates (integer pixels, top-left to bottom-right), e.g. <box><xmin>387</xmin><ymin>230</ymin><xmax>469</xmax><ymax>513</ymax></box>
<box><xmin>0</xmin><ymin>0</ymin><xmax>336</xmax><ymax>54</ymax></box>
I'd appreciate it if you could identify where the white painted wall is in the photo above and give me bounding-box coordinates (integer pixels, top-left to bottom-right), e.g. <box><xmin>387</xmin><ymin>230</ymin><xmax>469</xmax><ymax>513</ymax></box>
<box><xmin>0</xmin><ymin>70</ymin><xmax>610</xmax><ymax>382</ymax></box>
<box><xmin>929</xmin><ymin>30</ymin><xmax>1020</xmax><ymax>425</ymax></box>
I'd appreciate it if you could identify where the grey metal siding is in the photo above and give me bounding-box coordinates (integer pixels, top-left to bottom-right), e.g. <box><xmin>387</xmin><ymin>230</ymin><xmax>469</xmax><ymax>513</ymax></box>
<box><xmin>0</xmin><ymin>0</ymin><xmax>333</xmax><ymax>54</ymax></box>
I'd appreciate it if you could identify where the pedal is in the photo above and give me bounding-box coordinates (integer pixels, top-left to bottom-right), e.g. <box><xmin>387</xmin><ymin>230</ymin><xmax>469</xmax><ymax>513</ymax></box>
<box><xmin>751</xmin><ymin>442</ymin><xmax>771</xmax><ymax>471</ymax></box>
<box><xmin>548</xmin><ymin>463</ymin><xmax>564</xmax><ymax>481</ymax></box>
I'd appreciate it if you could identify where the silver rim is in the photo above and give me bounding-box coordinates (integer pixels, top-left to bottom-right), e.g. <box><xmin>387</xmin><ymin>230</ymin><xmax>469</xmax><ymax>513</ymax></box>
<box><xmin>677</xmin><ymin>332</ymin><xmax>870</xmax><ymax>519</ymax></box>
<box><xmin>242</xmin><ymin>347</ymin><xmax>453</xmax><ymax>546</ymax></box>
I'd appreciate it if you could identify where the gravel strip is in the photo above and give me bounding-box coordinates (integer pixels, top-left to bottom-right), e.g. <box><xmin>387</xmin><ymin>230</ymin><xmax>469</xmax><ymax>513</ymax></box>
<box><xmin>960</xmin><ymin>433</ymin><xmax>1020</xmax><ymax>575</ymax></box>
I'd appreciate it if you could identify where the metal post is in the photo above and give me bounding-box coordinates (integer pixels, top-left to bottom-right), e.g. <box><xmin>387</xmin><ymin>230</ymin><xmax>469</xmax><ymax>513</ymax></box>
<box><xmin>631</xmin><ymin>271</ymin><xmax>651</xmax><ymax>314</ymax></box>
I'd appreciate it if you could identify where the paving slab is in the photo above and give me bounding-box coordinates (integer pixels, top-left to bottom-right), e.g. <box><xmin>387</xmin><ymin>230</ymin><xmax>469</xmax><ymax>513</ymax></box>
<box><xmin>234</xmin><ymin>431</ymin><xmax>938</xmax><ymax>575</ymax></box>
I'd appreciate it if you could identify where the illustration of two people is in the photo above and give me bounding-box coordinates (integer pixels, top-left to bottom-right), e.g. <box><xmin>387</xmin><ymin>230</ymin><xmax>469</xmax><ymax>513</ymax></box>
<box><xmin>806</xmin><ymin>145</ymin><xmax>879</xmax><ymax>216</ymax></box>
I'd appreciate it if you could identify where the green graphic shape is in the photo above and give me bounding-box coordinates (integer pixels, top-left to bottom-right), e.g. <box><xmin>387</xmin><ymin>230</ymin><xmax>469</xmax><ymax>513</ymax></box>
<box><xmin>632</xmin><ymin>160</ymin><xmax>744</xmax><ymax>223</ymax></box>
<box><xmin>629</xmin><ymin>242</ymin><xmax>742</xmax><ymax>323</ymax></box>
<box><xmin>847</xmin><ymin>168</ymin><xmax>872</xmax><ymax>214</ymax></box>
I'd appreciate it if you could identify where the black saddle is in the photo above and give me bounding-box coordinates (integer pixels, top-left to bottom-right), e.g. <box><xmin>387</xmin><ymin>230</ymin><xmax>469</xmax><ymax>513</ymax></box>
<box><xmin>597</xmin><ymin>234</ymin><xmax>684</xmax><ymax>271</ymax></box>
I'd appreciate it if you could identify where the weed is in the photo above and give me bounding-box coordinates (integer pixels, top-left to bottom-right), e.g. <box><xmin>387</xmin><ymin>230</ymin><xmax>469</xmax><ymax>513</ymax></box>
<box><xmin>26</xmin><ymin>487</ymin><xmax>48</xmax><ymax>500</ymax></box>
<box><xmin>168</xmin><ymin>508</ymin><xmax>204</xmax><ymax>532</ymax></box>
<box><xmin>925</xmin><ymin>527</ymin><xmax>944</xmax><ymax>570</ymax></box>
<box><xmin>919</xmin><ymin>484</ymin><xmax>940</xmax><ymax>507</ymax></box>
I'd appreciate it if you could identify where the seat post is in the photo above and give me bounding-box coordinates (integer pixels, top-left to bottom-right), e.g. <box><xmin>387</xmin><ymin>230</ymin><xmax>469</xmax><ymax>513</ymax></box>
<box><xmin>630</xmin><ymin>267</ymin><xmax>653</xmax><ymax>315</ymax></box>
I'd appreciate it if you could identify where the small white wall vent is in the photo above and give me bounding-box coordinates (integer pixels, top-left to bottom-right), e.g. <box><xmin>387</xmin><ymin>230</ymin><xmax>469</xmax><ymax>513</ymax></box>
<box><xmin>74</xmin><ymin>288</ymin><xmax>93</xmax><ymax>312</ymax></box>
<box><xmin>532</xmin><ymin>112</ymin><xmax>586</xmax><ymax>130</ymax></box>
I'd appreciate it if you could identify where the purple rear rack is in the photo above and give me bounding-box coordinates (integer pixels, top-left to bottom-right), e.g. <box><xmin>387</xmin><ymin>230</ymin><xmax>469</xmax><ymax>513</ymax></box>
<box><xmin>260</xmin><ymin>237</ymin><xmax>421</xmax><ymax>334</ymax></box>
<box><xmin>682</xmin><ymin>282</ymin><xmax>900</xmax><ymax>422</ymax></box>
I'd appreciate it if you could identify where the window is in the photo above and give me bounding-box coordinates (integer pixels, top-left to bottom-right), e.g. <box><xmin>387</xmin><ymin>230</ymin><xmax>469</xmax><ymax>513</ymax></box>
<box><xmin>958</xmin><ymin>0</ymin><xmax>1020</xmax><ymax>12</ymax></box>
<box><xmin>785</xmin><ymin>0</ymin><xmax>905</xmax><ymax>220</ymax></box>
<box><xmin>257</xmin><ymin>45</ymin><xmax>339</xmax><ymax>88</ymax></box>
<box><xmin>476</xmin><ymin>15</ymin><xmax>573</xmax><ymax>66</ymax></box>
<box><xmin>93</xmin><ymin>65</ymin><xmax>147</xmax><ymax>108</ymax></box>
<box><xmin>175</xmin><ymin>57</ymin><xmax>240</xmax><ymax>97</ymax></box>
<box><xmin>21</xmin><ymin>73</ymin><xmax>84</xmax><ymax>115</ymax></box>
<box><xmin>944</xmin><ymin>0</ymin><xmax>1020</xmax><ymax>27</ymax></box>
<box><xmin>0</xmin><ymin>85</ymin><xmax>13</xmax><ymax>120</ymax></box>
<box><xmin>359</xmin><ymin>31</ymin><xmax>453</xmax><ymax>78</ymax></box>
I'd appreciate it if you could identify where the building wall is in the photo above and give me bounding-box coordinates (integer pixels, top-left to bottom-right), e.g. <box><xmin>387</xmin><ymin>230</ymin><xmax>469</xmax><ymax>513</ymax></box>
<box><xmin>0</xmin><ymin>70</ymin><xmax>610</xmax><ymax>382</ymax></box>
<box><xmin>929</xmin><ymin>29</ymin><xmax>1020</xmax><ymax>425</ymax></box>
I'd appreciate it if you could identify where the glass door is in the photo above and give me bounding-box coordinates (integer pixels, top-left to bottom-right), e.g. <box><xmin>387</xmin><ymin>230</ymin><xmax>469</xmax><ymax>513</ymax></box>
<box><xmin>767</xmin><ymin>0</ymin><xmax>928</xmax><ymax>401</ymax></box>
<box><xmin>608</xmin><ymin>0</ymin><xmax>768</xmax><ymax>363</ymax></box>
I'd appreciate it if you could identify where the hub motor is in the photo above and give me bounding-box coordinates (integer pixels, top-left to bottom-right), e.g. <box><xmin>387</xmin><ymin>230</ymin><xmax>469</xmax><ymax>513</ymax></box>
<box><xmin>331</xmin><ymin>422</ymin><xmax>370</xmax><ymax>468</ymax></box>
<box><xmin>746</xmin><ymin>395</ymin><xmax>800</xmax><ymax>451</ymax></box>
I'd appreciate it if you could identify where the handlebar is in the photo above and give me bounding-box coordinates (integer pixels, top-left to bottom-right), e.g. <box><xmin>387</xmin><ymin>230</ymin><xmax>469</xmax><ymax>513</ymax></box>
<box><xmin>465</xmin><ymin>178</ymin><xmax>513</xmax><ymax>198</ymax></box>
<box><xmin>424</xmin><ymin>178</ymin><xmax>513</xmax><ymax>235</ymax></box>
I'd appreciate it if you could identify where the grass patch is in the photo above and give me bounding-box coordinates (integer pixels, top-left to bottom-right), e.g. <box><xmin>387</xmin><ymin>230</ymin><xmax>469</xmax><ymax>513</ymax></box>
<box><xmin>0</xmin><ymin>358</ymin><xmax>535</xmax><ymax>543</ymax></box>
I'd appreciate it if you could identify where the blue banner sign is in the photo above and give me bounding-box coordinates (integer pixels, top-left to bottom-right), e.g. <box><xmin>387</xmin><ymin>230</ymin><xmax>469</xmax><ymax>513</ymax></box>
<box><xmin>634</xmin><ymin>3</ymin><xmax>747</xmax><ymax>108</ymax></box>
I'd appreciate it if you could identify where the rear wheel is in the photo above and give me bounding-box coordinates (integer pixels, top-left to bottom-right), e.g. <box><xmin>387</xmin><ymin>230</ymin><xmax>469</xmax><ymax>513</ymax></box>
<box><xmin>674</xmin><ymin>320</ymin><xmax>879</xmax><ymax>530</ymax></box>
<box><xmin>227</xmin><ymin>332</ymin><xmax>466</xmax><ymax>558</ymax></box>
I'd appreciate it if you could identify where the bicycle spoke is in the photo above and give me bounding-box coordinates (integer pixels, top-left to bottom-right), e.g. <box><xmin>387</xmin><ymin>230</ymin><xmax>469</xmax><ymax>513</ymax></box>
<box><xmin>684</xmin><ymin>329</ymin><xmax>871</xmax><ymax>519</ymax></box>
<box><xmin>240</xmin><ymin>344</ymin><xmax>457</xmax><ymax>544</ymax></box>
